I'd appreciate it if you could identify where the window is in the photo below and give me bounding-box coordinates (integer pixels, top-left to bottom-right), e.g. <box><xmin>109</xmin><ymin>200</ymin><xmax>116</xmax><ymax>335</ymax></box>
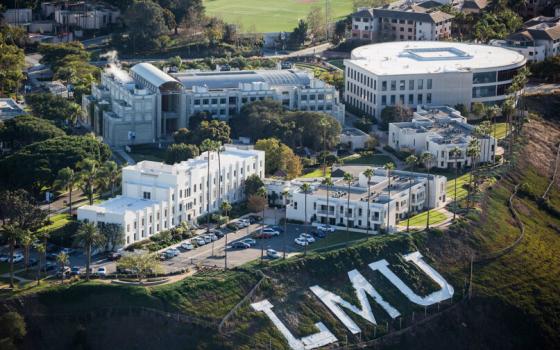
<box><xmin>426</xmin><ymin>93</ymin><xmax>432</xmax><ymax>104</ymax></box>
<box><xmin>418</xmin><ymin>79</ymin><xmax>424</xmax><ymax>90</ymax></box>
<box><xmin>473</xmin><ymin>71</ymin><xmax>496</xmax><ymax>84</ymax></box>
<box><xmin>301</xmin><ymin>94</ymin><xmax>307</xmax><ymax>101</ymax></box>
<box><xmin>418</xmin><ymin>94</ymin><xmax>423</xmax><ymax>104</ymax></box>
<box><xmin>220</xmin><ymin>98</ymin><xmax>226</xmax><ymax>104</ymax></box>
<box><xmin>408</xmin><ymin>94</ymin><xmax>414</xmax><ymax>104</ymax></box>
<box><xmin>390</xmin><ymin>80</ymin><xmax>396</xmax><ymax>91</ymax></box>
<box><xmin>390</xmin><ymin>95</ymin><xmax>396</xmax><ymax>104</ymax></box>
<box><xmin>194</xmin><ymin>99</ymin><xmax>200</xmax><ymax>106</ymax></box>
<box><xmin>399</xmin><ymin>95</ymin><xmax>404</xmax><ymax>104</ymax></box>
<box><xmin>472</xmin><ymin>86</ymin><xmax>496</xmax><ymax>98</ymax></box>
<box><xmin>381</xmin><ymin>95</ymin><xmax>387</xmax><ymax>105</ymax></box>
<box><xmin>427</xmin><ymin>79</ymin><xmax>432</xmax><ymax>89</ymax></box>
<box><xmin>381</xmin><ymin>81</ymin><xmax>387</xmax><ymax>91</ymax></box>
<box><xmin>409</xmin><ymin>80</ymin><xmax>414</xmax><ymax>90</ymax></box>
<box><xmin>399</xmin><ymin>80</ymin><xmax>405</xmax><ymax>90</ymax></box>
<box><xmin>143</xmin><ymin>192</ymin><xmax>151</xmax><ymax>200</ymax></box>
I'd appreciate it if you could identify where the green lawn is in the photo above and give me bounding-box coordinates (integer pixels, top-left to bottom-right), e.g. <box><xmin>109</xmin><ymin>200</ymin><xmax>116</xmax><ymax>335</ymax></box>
<box><xmin>403</xmin><ymin>209</ymin><xmax>448</xmax><ymax>227</ymax></box>
<box><xmin>342</xmin><ymin>153</ymin><xmax>393</xmax><ymax>165</ymax></box>
<box><xmin>309</xmin><ymin>230</ymin><xmax>370</xmax><ymax>251</ymax></box>
<box><xmin>204</xmin><ymin>0</ymin><xmax>354</xmax><ymax>32</ymax></box>
<box><xmin>128</xmin><ymin>145</ymin><xmax>167</xmax><ymax>163</ymax></box>
<box><xmin>446</xmin><ymin>172</ymin><xmax>471</xmax><ymax>201</ymax></box>
<box><xmin>301</xmin><ymin>167</ymin><xmax>331</xmax><ymax>178</ymax></box>
<box><xmin>494</xmin><ymin>122</ymin><xmax>508</xmax><ymax>140</ymax></box>
<box><xmin>40</xmin><ymin>213</ymin><xmax>72</xmax><ymax>233</ymax></box>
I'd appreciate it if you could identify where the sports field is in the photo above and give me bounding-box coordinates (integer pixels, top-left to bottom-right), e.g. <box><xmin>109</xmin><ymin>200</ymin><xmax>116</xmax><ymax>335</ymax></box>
<box><xmin>204</xmin><ymin>0</ymin><xmax>354</xmax><ymax>32</ymax></box>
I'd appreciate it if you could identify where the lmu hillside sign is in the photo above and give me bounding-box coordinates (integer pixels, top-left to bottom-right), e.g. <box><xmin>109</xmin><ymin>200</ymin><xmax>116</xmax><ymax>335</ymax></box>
<box><xmin>251</xmin><ymin>251</ymin><xmax>454</xmax><ymax>350</ymax></box>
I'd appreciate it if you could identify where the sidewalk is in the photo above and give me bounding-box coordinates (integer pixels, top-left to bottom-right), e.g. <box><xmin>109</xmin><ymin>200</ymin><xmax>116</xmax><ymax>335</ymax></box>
<box><xmin>113</xmin><ymin>147</ymin><xmax>136</xmax><ymax>165</ymax></box>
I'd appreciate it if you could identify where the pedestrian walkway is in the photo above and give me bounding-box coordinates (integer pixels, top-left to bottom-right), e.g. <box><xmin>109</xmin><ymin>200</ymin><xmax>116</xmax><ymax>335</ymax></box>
<box><xmin>113</xmin><ymin>147</ymin><xmax>136</xmax><ymax>165</ymax></box>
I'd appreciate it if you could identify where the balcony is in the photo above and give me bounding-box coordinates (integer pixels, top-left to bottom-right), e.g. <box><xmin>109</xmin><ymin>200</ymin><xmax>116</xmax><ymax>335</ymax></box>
<box><xmin>316</xmin><ymin>210</ymin><xmax>335</xmax><ymax>216</ymax></box>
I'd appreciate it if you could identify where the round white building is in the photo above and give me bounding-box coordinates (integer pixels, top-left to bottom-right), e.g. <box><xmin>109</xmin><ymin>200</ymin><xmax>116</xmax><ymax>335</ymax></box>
<box><xmin>343</xmin><ymin>41</ymin><xmax>526</xmax><ymax>119</ymax></box>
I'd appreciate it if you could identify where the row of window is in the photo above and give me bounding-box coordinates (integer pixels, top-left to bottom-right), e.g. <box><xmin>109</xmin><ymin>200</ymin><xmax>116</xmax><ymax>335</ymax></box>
<box><xmin>381</xmin><ymin>93</ymin><xmax>432</xmax><ymax>106</ymax></box>
<box><xmin>381</xmin><ymin>79</ymin><xmax>432</xmax><ymax>91</ymax></box>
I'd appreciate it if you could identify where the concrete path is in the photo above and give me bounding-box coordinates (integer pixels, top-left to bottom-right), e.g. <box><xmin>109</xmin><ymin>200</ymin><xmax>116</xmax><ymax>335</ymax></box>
<box><xmin>113</xmin><ymin>147</ymin><xmax>136</xmax><ymax>165</ymax></box>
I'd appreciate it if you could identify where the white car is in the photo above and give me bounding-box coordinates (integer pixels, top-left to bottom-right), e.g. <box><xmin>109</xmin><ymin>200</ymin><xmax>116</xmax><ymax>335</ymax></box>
<box><xmin>203</xmin><ymin>235</ymin><xmax>212</xmax><ymax>243</ymax></box>
<box><xmin>97</xmin><ymin>267</ymin><xmax>107</xmax><ymax>276</ymax></box>
<box><xmin>195</xmin><ymin>237</ymin><xmax>206</xmax><ymax>246</ymax></box>
<box><xmin>209</xmin><ymin>234</ymin><xmax>218</xmax><ymax>241</ymax></box>
<box><xmin>166</xmin><ymin>248</ymin><xmax>180</xmax><ymax>257</ymax></box>
<box><xmin>262</xmin><ymin>228</ymin><xmax>280</xmax><ymax>236</ymax></box>
<box><xmin>238</xmin><ymin>219</ymin><xmax>250</xmax><ymax>227</ymax></box>
<box><xmin>12</xmin><ymin>254</ymin><xmax>24</xmax><ymax>263</ymax></box>
<box><xmin>316</xmin><ymin>224</ymin><xmax>335</xmax><ymax>232</ymax></box>
<box><xmin>180</xmin><ymin>242</ymin><xmax>193</xmax><ymax>250</ymax></box>
<box><xmin>294</xmin><ymin>237</ymin><xmax>309</xmax><ymax>246</ymax></box>
<box><xmin>266</xmin><ymin>249</ymin><xmax>281</xmax><ymax>259</ymax></box>
<box><xmin>299</xmin><ymin>233</ymin><xmax>316</xmax><ymax>243</ymax></box>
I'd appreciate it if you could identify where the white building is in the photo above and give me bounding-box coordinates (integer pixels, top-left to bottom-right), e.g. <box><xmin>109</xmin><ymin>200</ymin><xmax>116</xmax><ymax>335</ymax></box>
<box><xmin>78</xmin><ymin>146</ymin><xmax>265</xmax><ymax>247</ymax></box>
<box><xmin>344</xmin><ymin>41</ymin><xmax>526</xmax><ymax>119</ymax></box>
<box><xmin>490</xmin><ymin>16</ymin><xmax>560</xmax><ymax>63</ymax></box>
<box><xmin>339</xmin><ymin>128</ymin><xmax>372</xmax><ymax>151</ymax></box>
<box><xmin>351</xmin><ymin>2</ymin><xmax>454</xmax><ymax>42</ymax></box>
<box><xmin>389</xmin><ymin>106</ymin><xmax>497</xmax><ymax>169</ymax></box>
<box><xmin>277</xmin><ymin>168</ymin><xmax>446</xmax><ymax>233</ymax></box>
<box><xmin>53</xmin><ymin>2</ymin><xmax>120</xmax><ymax>30</ymax></box>
<box><xmin>83</xmin><ymin>63</ymin><xmax>345</xmax><ymax>146</ymax></box>
<box><xmin>2</xmin><ymin>8</ymin><xmax>32</xmax><ymax>26</ymax></box>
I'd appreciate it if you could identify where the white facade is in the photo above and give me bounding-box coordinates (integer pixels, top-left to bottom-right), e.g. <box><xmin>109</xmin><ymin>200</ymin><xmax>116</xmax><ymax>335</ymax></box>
<box><xmin>389</xmin><ymin>106</ymin><xmax>497</xmax><ymax>169</ymax></box>
<box><xmin>339</xmin><ymin>128</ymin><xmax>372</xmax><ymax>151</ymax></box>
<box><xmin>78</xmin><ymin>146</ymin><xmax>265</xmax><ymax>247</ymax></box>
<box><xmin>344</xmin><ymin>41</ymin><xmax>526</xmax><ymax>119</ymax></box>
<box><xmin>2</xmin><ymin>9</ymin><xmax>33</xmax><ymax>26</ymax></box>
<box><xmin>83</xmin><ymin>63</ymin><xmax>345</xmax><ymax>146</ymax></box>
<box><xmin>53</xmin><ymin>2</ymin><xmax>120</xmax><ymax>30</ymax></box>
<box><xmin>277</xmin><ymin>168</ymin><xmax>446</xmax><ymax>233</ymax></box>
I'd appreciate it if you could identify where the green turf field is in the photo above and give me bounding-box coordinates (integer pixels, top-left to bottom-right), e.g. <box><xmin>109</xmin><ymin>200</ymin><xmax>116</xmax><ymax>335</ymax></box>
<box><xmin>204</xmin><ymin>0</ymin><xmax>354</xmax><ymax>32</ymax></box>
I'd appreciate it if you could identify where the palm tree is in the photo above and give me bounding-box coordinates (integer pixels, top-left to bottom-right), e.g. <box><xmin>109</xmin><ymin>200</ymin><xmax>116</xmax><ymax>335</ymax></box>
<box><xmin>74</xmin><ymin>222</ymin><xmax>105</xmax><ymax>281</ymax></box>
<box><xmin>420</xmin><ymin>152</ymin><xmax>434</xmax><ymax>230</ymax></box>
<box><xmin>100</xmin><ymin>161</ymin><xmax>120</xmax><ymax>197</ymax></box>
<box><xmin>343</xmin><ymin>173</ymin><xmax>353</xmax><ymax>241</ymax></box>
<box><xmin>405</xmin><ymin>155</ymin><xmax>418</xmax><ymax>232</ymax></box>
<box><xmin>20</xmin><ymin>231</ymin><xmax>34</xmax><ymax>272</ymax></box>
<box><xmin>299</xmin><ymin>183</ymin><xmax>311</xmax><ymax>256</ymax></box>
<box><xmin>363</xmin><ymin>169</ymin><xmax>374</xmax><ymax>235</ymax></box>
<box><xmin>35</xmin><ymin>243</ymin><xmax>46</xmax><ymax>286</ymax></box>
<box><xmin>282</xmin><ymin>189</ymin><xmax>290</xmax><ymax>260</ymax></box>
<box><xmin>485</xmin><ymin>105</ymin><xmax>500</xmax><ymax>162</ymax></box>
<box><xmin>200</xmin><ymin>139</ymin><xmax>220</xmax><ymax>236</ymax></box>
<box><xmin>449</xmin><ymin>147</ymin><xmax>461</xmax><ymax>221</ymax></box>
<box><xmin>54</xmin><ymin>167</ymin><xmax>78</xmax><ymax>214</ymax></box>
<box><xmin>321</xmin><ymin>177</ymin><xmax>334</xmax><ymax>228</ymax></box>
<box><xmin>220</xmin><ymin>200</ymin><xmax>232</xmax><ymax>270</ymax></box>
<box><xmin>77</xmin><ymin>159</ymin><xmax>101</xmax><ymax>205</ymax></box>
<box><xmin>56</xmin><ymin>251</ymin><xmax>69</xmax><ymax>284</ymax></box>
<box><xmin>383</xmin><ymin>162</ymin><xmax>396</xmax><ymax>232</ymax></box>
<box><xmin>2</xmin><ymin>225</ymin><xmax>23</xmax><ymax>288</ymax></box>
<box><xmin>466</xmin><ymin>139</ymin><xmax>481</xmax><ymax>212</ymax></box>
<box><xmin>256</xmin><ymin>187</ymin><xmax>268</xmax><ymax>261</ymax></box>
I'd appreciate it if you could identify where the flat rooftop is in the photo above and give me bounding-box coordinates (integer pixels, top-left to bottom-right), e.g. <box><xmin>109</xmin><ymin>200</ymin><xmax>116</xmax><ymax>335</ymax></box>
<box><xmin>82</xmin><ymin>196</ymin><xmax>159</xmax><ymax>215</ymax></box>
<box><xmin>347</xmin><ymin>41</ymin><xmax>526</xmax><ymax>76</ymax></box>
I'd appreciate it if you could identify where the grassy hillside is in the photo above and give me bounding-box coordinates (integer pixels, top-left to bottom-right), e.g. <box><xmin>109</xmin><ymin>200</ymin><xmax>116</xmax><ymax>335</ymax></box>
<box><xmin>2</xmin><ymin>111</ymin><xmax>559</xmax><ymax>349</ymax></box>
<box><xmin>204</xmin><ymin>0</ymin><xmax>354</xmax><ymax>32</ymax></box>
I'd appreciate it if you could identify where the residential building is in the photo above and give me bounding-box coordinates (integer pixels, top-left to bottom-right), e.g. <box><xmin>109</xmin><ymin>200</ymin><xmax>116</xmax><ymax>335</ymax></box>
<box><xmin>83</xmin><ymin>63</ymin><xmax>345</xmax><ymax>146</ymax></box>
<box><xmin>344</xmin><ymin>41</ymin><xmax>526</xmax><ymax>119</ymax></box>
<box><xmin>490</xmin><ymin>16</ymin><xmax>560</xmax><ymax>62</ymax></box>
<box><xmin>274</xmin><ymin>167</ymin><xmax>446</xmax><ymax>233</ymax></box>
<box><xmin>0</xmin><ymin>99</ymin><xmax>26</xmax><ymax>121</ymax></box>
<box><xmin>388</xmin><ymin>106</ymin><xmax>497</xmax><ymax>169</ymax></box>
<box><xmin>351</xmin><ymin>1</ymin><xmax>454</xmax><ymax>42</ymax></box>
<box><xmin>78</xmin><ymin>146</ymin><xmax>265</xmax><ymax>247</ymax></box>
<box><xmin>460</xmin><ymin>0</ymin><xmax>488</xmax><ymax>14</ymax></box>
<box><xmin>52</xmin><ymin>2</ymin><xmax>120</xmax><ymax>30</ymax></box>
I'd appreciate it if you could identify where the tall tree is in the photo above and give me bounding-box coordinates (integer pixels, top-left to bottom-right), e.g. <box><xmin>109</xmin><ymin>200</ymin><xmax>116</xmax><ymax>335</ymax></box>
<box><xmin>299</xmin><ymin>183</ymin><xmax>311</xmax><ymax>256</ymax></box>
<box><xmin>35</xmin><ymin>242</ymin><xmax>46</xmax><ymax>286</ymax></box>
<box><xmin>165</xmin><ymin>143</ymin><xmax>199</xmax><ymax>164</ymax></box>
<box><xmin>99</xmin><ymin>161</ymin><xmax>121</xmax><ymax>196</ymax></box>
<box><xmin>2</xmin><ymin>225</ymin><xmax>23</xmax><ymax>289</ymax></box>
<box><xmin>56</xmin><ymin>251</ymin><xmax>69</xmax><ymax>284</ymax></box>
<box><xmin>53</xmin><ymin>167</ymin><xmax>78</xmax><ymax>214</ymax></box>
<box><xmin>384</xmin><ymin>162</ymin><xmax>395</xmax><ymax>232</ymax></box>
<box><xmin>420</xmin><ymin>152</ymin><xmax>434</xmax><ymax>230</ymax></box>
<box><xmin>220</xmin><ymin>200</ymin><xmax>232</xmax><ymax>269</ymax></box>
<box><xmin>74</xmin><ymin>222</ymin><xmax>105</xmax><ymax>281</ymax></box>
<box><xmin>98</xmin><ymin>223</ymin><xmax>125</xmax><ymax>252</ymax></box>
<box><xmin>449</xmin><ymin>148</ymin><xmax>461</xmax><ymax>221</ymax></box>
<box><xmin>321</xmin><ymin>177</ymin><xmax>334</xmax><ymax>228</ymax></box>
<box><xmin>466</xmin><ymin>139</ymin><xmax>481</xmax><ymax>212</ymax></box>
<box><xmin>125</xmin><ymin>0</ymin><xmax>168</xmax><ymax>52</ymax></box>
<box><xmin>77</xmin><ymin>159</ymin><xmax>101</xmax><ymax>205</ymax></box>
<box><xmin>0</xmin><ymin>31</ymin><xmax>25</xmax><ymax>97</ymax></box>
<box><xmin>363</xmin><ymin>169</ymin><xmax>374</xmax><ymax>235</ymax></box>
<box><xmin>405</xmin><ymin>155</ymin><xmax>418</xmax><ymax>232</ymax></box>
<box><xmin>0</xmin><ymin>115</ymin><xmax>65</xmax><ymax>152</ymax></box>
<box><xmin>343</xmin><ymin>172</ymin><xmax>353</xmax><ymax>241</ymax></box>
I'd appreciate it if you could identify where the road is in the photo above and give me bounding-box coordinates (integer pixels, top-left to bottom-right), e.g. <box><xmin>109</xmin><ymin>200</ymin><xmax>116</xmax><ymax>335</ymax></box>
<box><xmin>524</xmin><ymin>83</ymin><xmax>560</xmax><ymax>95</ymax></box>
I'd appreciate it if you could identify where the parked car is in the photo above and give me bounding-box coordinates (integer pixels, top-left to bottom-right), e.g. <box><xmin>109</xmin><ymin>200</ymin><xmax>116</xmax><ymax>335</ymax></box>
<box><xmin>231</xmin><ymin>241</ymin><xmax>250</xmax><ymax>249</ymax></box>
<box><xmin>97</xmin><ymin>267</ymin><xmax>107</xmax><ymax>276</ymax></box>
<box><xmin>56</xmin><ymin>266</ymin><xmax>70</xmax><ymax>277</ymax></box>
<box><xmin>294</xmin><ymin>237</ymin><xmax>309</xmax><ymax>246</ymax></box>
<box><xmin>180</xmin><ymin>242</ymin><xmax>194</xmax><ymax>250</ymax></box>
<box><xmin>316</xmin><ymin>224</ymin><xmax>336</xmax><ymax>232</ymax></box>
<box><xmin>209</xmin><ymin>234</ymin><xmax>218</xmax><ymax>241</ymax></box>
<box><xmin>238</xmin><ymin>219</ymin><xmax>251</xmax><ymax>227</ymax></box>
<box><xmin>241</xmin><ymin>238</ymin><xmax>257</xmax><ymax>246</ymax></box>
<box><xmin>45</xmin><ymin>261</ymin><xmax>58</xmax><ymax>271</ymax></box>
<box><xmin>247</xmin><ymin>215</ymin><xmax>262</xmax><ymax>224</ymax></box>
<box><xmin>0</xmin><ymin>254</ymin><xmax>9</xmax><ymax>262</ymax></box>
<box><xmin>270</xmin><ymin>226</ymin><xmax>284</xmax><ymax>233</ymax></box>
<box><xmin>165</xmin><ymin>249</ymin><xmax>179</xmax><ymax>257</ymax></box>
<box><xmin>46</xmin><ymin>252</ymin><xmax>58</xmax><ymax>260</ymax></box>
<box><xmin>203</xmin><ymin>235</ymin><xmax>213</xmax><ymax>244</ymax></box>
<box><xmin>195</xmin><ymin>237</ymin><xmax>206</xmax><ymax>246</ymax></box>
<box><xmin>108</xmin><ymin>252</ymin><xmax>122</xmax><ymax>261</ymax></box>
<box><xmin>27</xmin><ymin>257</ymin><xmax>39</xmax><ymax>266</ymax></box>
<box><xmin>164</xmin><ymin>251</ymin><xmax>175</xmax><ymax>259</ymax></box>
<box><xmin>12</xmin><ymin>254</ymin><xmax>24</xmax><ymax>263</ymax></box>
<box><xmin>262</xmin><ymin>228</ymin><xmax>280</xmax><ymax>236</ymax></box>
<box><xmin>254</xmin><ymin>232</ymin><xmax>272</xmax><ymax>239</ymax></box>
<box><xmin>311</xmin><ymin>230</ymin><xmax>326</xmax><ymax>238</ymax></box>
<box><xmin>212</xmin><ymin>230</ymin><xmax>225</xmax><ymax>238</ymax></box>
<box><xmin>170</xmin><ymin>248</ymin><xmax>181</xmax><ymax>256</ymax></box>
<box><xmin>299</xmin><ymin>233</ymin><xmax>316</xmax><ymax>243</ymax></box>
<box><xmin>61</xmin><ymin>248</ymin><xmax>75</xmax><ymax>255</ymax></box>
<box><xmin>70</xmin><ymin>266</ymin><xmax>81</xmax><ymax>276</ymax></box>
<box><xmin>266</xmin><ymin>249</ymin><xmax>281</xmax><ymax>259</ymax></box>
